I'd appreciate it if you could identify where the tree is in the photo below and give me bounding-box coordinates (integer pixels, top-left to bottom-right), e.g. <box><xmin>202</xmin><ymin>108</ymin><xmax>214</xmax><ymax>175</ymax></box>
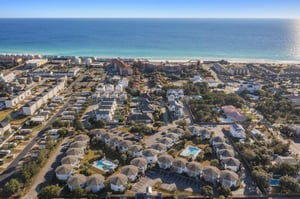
<box><xmin>121</xmin><ymin>153</ymin><xmax>127</xmax><ymax>164</ymax></box>
<box><xmin>279</xmin><ymin>175</ymin><xmax>300</xmax><ymax>194</ymax></box>
<box><xmin>201</xmin><ymin>185</ymin><xmax>213</xmax><ymax>198</ymax></box>
<box><xmin>210</xmin><ymin>159</ymin><xmax>219</xmax><ymax>167</ymax></box>
<box><xmin>4</xmin><ymin>178</ymin><xmax>22</xmax><ymax>196</ymax></box>
<box><xmin>71</xmin><ymin>188</ymin><xmax>87</xmax><ymax>198</ymax></box>
<box><xmin>218</xmin><ymin>185</ymin><xmax>232</xmax><ymax>198</ymax></box>
<box><xmin>38</xmin><ymin>185</ymin><xmax>61</xmax><ymax>199</ymax></box>
<box><xmin>94</xmin><ymin>120</ymin><xmax>106</xmax><ymax>128</ymax></box>
<box><xmin>251</xmin><ymin>169</ymin><xmax>270</xmax><ymax>188</ymax></box>
<box><xmin>176</xmin><ymin>119</ymin><xmax>188</xmax><ymax>130</ymax></box>
<box><xmin>74</xmin><ymin>117</ymin><xmax>84</xmax><ymax>131</ymax></box>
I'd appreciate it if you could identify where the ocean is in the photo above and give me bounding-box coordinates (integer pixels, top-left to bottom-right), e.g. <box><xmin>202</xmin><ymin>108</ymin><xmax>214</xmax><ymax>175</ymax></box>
<box><xmin>0</xmin><ymin>18</ymin><xmax>300</xmax><ymax>61</ymax></box>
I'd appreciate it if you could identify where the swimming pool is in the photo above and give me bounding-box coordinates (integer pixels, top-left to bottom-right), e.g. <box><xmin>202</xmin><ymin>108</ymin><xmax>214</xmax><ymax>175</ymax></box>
<box><xmin>180</xmin><ymin>145</ymin><xmax>201</xmax><ymax>159</ymax></box>
<box><xmin>269</xmin><ymin>179</ymin><xmax>279</xmax><ymax>186</ymax></box>
<box><xmin>93</xmin><ymin>159</ymin><xmax>118</xmax><ymax>172</ymax></box>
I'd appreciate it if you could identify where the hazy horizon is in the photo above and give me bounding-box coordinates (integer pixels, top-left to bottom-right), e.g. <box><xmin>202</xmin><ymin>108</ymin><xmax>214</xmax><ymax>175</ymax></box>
<box><xmin>1</xmin><ymin>0</ymin><xmax>300</xmax><ymax>19</ymax></box>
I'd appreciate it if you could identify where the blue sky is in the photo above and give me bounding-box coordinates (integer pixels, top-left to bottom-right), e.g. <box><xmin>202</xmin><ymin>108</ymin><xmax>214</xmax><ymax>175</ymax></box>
<box><xmin>0</xmin><ymin>0</ymin><xmax>300</xmax><ymax>18</ymax></box>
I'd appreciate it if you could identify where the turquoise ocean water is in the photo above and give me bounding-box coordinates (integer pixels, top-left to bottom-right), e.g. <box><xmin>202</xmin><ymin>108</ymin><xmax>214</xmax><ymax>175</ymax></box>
<box><xmin>0</xmin><ymin>18</ymin><xmax>300</xmax><ymax>61</ymax></box>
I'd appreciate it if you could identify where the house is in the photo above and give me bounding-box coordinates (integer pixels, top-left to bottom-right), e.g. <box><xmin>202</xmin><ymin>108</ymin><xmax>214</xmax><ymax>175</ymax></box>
<box><xmin>130</xmin><ymin>157</ymin><xmax>148</xmax><ymax>173</ymax></box>
<box><xmin>157</xmin><ymin>154</ymin><xmax>174</xmax><ymax>169</ymax></box>
<box><xmin>186</xmin><ymin>162</ymin><xmax>203</xmax><ymax>177</ymax></box>
<box><xmin>86</xmin><ymin>174</ymin><xmax>105</xmax><ymax>193</ymax></box>
<box><xmin>67</xmin><ymin>174</ymin><xmax>87</xmax><ymax>191</ymax></box>
<box><xmin>166</xmin><ymin>89</ymin><xmax>184</xmax><ymax>102</ymax></box>
<box><xmin>189</xmin><ymin>126</ymin><xmax>211</xmax><ymax>139</ymax></box>
<box><xmin>151</xmin><ymin>143</ymin><xmax>167</xmax><ymax>153</ymax></box>
<box><xmin>143</xmin><ymin>149</ymin><xmax>159</xmax><ymax>163</ymax></box>
<box><xmin>26</xmin><ymin>58</ymin><xmax>48</xmax><ymax>67</ymax></box>
<box><xmin>170</xmin><ymin>128</ymin><xmax>184</xmax><ymax>138</ymax></box>
<box><xmin>210</xmin><ymin>136</ymin><xmax>225</xmax><ymax>146</ymax></box>
<box><xmin>238</xmin><ymin>82</ymin><xmax>261</xmax><ymax>94</ymax></box>
<box><xmin>74</xmin><ymin>134</ymin><xmax>90</xmax><ymax>144</ymax></box>
<box><xmin>55</xmin><ymin>165</ymin><xmax>74</xmax><ymax>181</ymax></box>
<box><xmin>166</xmin><ymin>133</ymin><xmax>179</xmax><ymax>142</ymax></box>
<box><xmin>159</xmin><ymin>137</ymin><xmax>174</xmax><ymax>148</ymax></box>
<box><xmin>111</xmin><ymin>58</ymin><xmax>133</xmax><ymax>76</ymax></box>
<box><xmin>119</xmin><ymin>140</ymin><xmax>132</xmax><ymax>152</ymax></box>
<box><xmin>102</xmin><ymin>133</ymin><xmax>113</xmax><ymax>144</ymax></box>
<box><xmin>69</xmin><ymin>141</ymin><xmax>87</xmax><ymax>151</ymax></box>
<box><xmin>168</xmin><ymin>100</ymin><xmax>184</xmax><ymax>119</ymax></box>
<box><xmin>22</xmin><ymin>102</ymin><xmax>37</xmax><ymax>115</ymax></box>
<box><xmin>221</xmin><ymin>157</ymin><xmax>241</xmax><ymax>172</ymax></box>
<box><xmin>129</xmin><ymin>145</ymin><xmax>143</xmax><ymax>157</ymax></box>
<box><xmin>61</xmin><ymin>155</ymin><xmax>80</xmax><ymax>168</ymax></box>
<box><xmin>202</xmin><ymin>166</ymin><xmax>220</xmax><ymax>184</ymax></box>
<box><xmin>109</xmin><ymin>174</ymin><xmax>128</xmax><ymax>192</ymax></box>
<box><xmin>172</xmin><ymin>158</ymin><xmax>188</xmax><ymax>174</ymax></box>
<box><xmin>127</xmin><ymin>113</ymin><xmax>154</xmax><ymax>124</ymax></box>
<box><xmin>217</xmin><ymin>149</ymin><xmax>235</xmax><ymax>160</ymax></box>
<box><xmin>213</xmin><ymin>142</ymin><xmax>232</xmax><ymax>153</ymax></box>
<box><xmin>220</xmin><ymin>170</ymin><xmax>239</xmax><ymax>188</ymax></box>
<box><xmin>121</xmin><ymin>165</ymin><xmax>139</xmax><ymax>181</ymax></box>
<box><xmin>222</xmin><ymin>105</ymin><xmax>247</xmax><ymax>122</ymax></box>
<box><xmin>91</xmin><ymin>129</ymin><xmax>107</xmax><ymax>140</ymax></box>
<box><xmin>0</xmin><ymin>72</ymin><xmax>15</xmax><ymax>83</ymax></box>
<box><xmin>110</xmin><ymin>136</ymin><xmax>121</xmax><ymax>148</ymax></box>
<box><xmin>96</xmin><ymin>110</ymin><xmax>113</xmax><ymax>121</ymax></box>
<box><xmin>0</xmin><ymin>120</ymin><xmax>11</xmax><ymax>136</ymax></box>
<box><xmin>66</xmin><ymin>148</ymin><xmax>84</xmax><ymax>159</ymax></box>
<box><xmin>274</xmin><ymin>156</ymin><xmax>297</xmax><ymax>165</ymax></box>
<box><xmin>230</xmin><ymin>124</ymin><xmax>246</xmax><ymax>139</ymax></box>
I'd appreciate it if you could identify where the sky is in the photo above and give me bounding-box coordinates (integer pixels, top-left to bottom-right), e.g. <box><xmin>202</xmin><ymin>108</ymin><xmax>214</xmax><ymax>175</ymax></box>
<box><xmin>0</xmin><ymin>0</ymin><xmax>300</xmax><ymax>19</ymax></box>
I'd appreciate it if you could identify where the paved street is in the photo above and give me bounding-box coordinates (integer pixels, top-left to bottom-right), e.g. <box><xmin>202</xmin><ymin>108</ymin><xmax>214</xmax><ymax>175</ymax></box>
<box><xmin>23</xmin><ymin>137</ymin><xmax>70</xmax><ymax>199</ymax></box>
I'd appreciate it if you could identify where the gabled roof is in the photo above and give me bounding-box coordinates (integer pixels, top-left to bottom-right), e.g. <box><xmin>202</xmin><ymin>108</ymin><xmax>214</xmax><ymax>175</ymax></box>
<box><xmin>158</xmin><ymin>154</ymin><xmax>174</xmax><ymax>164</ymax></box>
<box><xmin>86</xmin><ymin>174</ymin><xmax>105</xmax><ymax>187</ymax></box>
<box><xmin>220</xmin><ymin>170</ymin><xmax>239</xmax><ymax>181</ymax></box>
<box><xmin>222</xmin><ymin>157</ymin><xmax>240</xmax><ymax>167</ymax></box>
<box><xmin>130</xmin><ymin>157</ymin><xmax>148</xmax><ymax>167</ymax></box>
<box><xmin>121</xmin><ymin>165</ymin><xmax>139</xmax><ymax>176</ymax></box>
<box><xmin>109</xmin><ymin>173</ymin><xmax>128</xmax><ymax>186</ymax></box>
<box><xmin>55</xmin><ymin>164</ymin><xmax>73</xmax><ymax>174</ymax></box>
<box><xmin>67</xmin><ymin>174</ymin><xmax>87</xmax><ymax>188</ymax></box>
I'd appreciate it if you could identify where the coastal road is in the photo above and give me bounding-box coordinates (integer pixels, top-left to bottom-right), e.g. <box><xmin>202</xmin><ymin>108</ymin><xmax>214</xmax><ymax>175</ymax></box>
<box><xmin>0</xmin><ymin>95</ymin><xmax>74</xmax><ymax>186</ymax></box>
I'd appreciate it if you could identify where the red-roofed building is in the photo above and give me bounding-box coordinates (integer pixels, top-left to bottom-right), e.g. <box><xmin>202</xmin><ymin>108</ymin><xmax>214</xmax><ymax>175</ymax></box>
<box><xmin>111</xmin><ymin>58</ymin><xmax>133</xmax><ymax>76</ymax></box>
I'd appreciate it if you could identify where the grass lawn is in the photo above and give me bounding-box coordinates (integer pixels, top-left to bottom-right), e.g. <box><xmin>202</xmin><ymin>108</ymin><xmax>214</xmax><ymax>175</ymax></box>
<box><xmin>11</xmin><ymin>116</ymin><xmax>30</xmax><ymax>125</ymax></box>
<box><xmin>0</xmin><ymin>109</ymin><xmax>13</xmax><ymax>121</ymax></box>
<box><xmin>11</xmin><ymin>149</ymin><xmax>21</xmax><ymax>154</ymax></box>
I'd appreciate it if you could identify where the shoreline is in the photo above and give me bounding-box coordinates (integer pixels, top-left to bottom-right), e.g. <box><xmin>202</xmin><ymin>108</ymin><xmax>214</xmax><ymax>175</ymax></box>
<box><xmin>1</xmin><ymin>52</ymin><xmax>300</xmax><ymax>64</ymax></box>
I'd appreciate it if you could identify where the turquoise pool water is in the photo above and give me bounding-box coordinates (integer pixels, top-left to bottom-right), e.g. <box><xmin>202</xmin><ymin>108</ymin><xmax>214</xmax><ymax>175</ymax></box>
<box><xmin>180</xmin><ymin>145</ymin><xmax>201</xmax><ymax>159</ymax></box>
<box><xmin>93</xmin><ymin>159</ymin><xmax>117</xmax><ymax>172</ymax></box>
<box><xmin>269</xmin><ymin>179</ymin><xmax>279</xmax><ymax>186</ymax></box>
